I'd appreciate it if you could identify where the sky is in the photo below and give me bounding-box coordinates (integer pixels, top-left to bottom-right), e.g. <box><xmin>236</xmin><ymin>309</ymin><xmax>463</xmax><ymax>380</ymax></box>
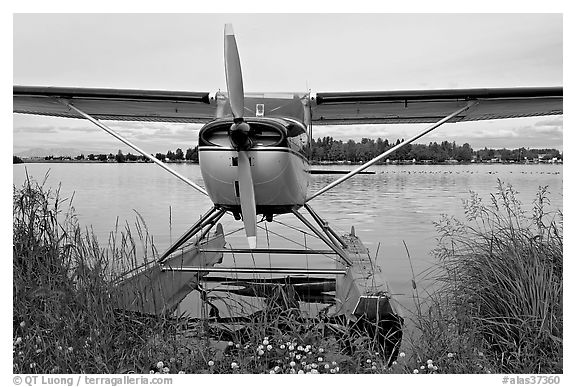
<box><xmin>12</xmin><ymin>13</ymin><xmax>564</xmax><ymax>155</ymax></box>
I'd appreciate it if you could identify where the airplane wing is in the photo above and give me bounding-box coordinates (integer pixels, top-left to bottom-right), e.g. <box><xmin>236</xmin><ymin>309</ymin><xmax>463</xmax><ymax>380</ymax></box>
<box><xmin>311</xmin><ymin>87</ymin><xmax>563</xmax><ymax>125</ymax></box>
<box><xmin>13</xmin><ymin>86</ymin><xmax>216</xmax><ymax>123</ymax></box>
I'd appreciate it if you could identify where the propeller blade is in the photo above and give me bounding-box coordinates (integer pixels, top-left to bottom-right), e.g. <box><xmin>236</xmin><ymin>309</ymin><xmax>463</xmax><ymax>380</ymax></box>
<box><xmin>224</xmin><ymin>24</ymin><xmax>245</xmax><ymax>119</ymax></box>
<box><xmin>237</xmin><ymin>151</ymin><xmax>257</xmax><ymax>249</ymax></box>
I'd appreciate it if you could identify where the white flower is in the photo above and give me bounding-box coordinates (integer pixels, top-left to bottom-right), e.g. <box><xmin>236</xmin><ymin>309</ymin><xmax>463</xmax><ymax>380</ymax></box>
<box><xmin>335</xmin><ymin>367</ymin><xmax>340</xmax><ymax>372</ymax></box>
<box><xmin>427</xmin><ymin>363</ymin><xmax>434</xmax><ymax>369</ymax></box>
<box><xmin>267</xmin><ymin>345</ymin><xmax>272</xmax><ymax>351</ymax></box>
<box><xmin>318</xmin><ymin>357</ymin><xmax>323</xmax><ymax>362</ymax></box>
<box><xmin>366</xmin><ymin>359</ymin><xmax>372</xmax><ymax>363</ymax></box>
<box><xmin>68</xmin><ymin>347</ymin><xmax>73</xmax><ymax>352</ymax></box>
<box><xmin>311</xmin><ymin>369</ymin><xmax>319</xmax><ymax>374</ymax></box>
<box><xmin>324</xmin><ymin>364</ymin><xmax>330</xmax><ymax>369</ymax></box>
<box><xmin>298</xmin><ymin>370</ymin><xmax>304</xmax><ymax>374</ymax></box>
<box><xmin>311</xmin><ymin>363</ymin><xmax>317</xmax><ymax>369</ymax></box>
<box><xmin>14</xmin><ymin>337</ymin><xmax>22</xmax><ymax>345</ymax></box>
<box><xmin>20</xmin><ymin>321</ymin><xmax>26</xmax><ymax>328</ymax></box>
<box><xmin>296</xmin><ymin>354</ymin><xmax>301</xmax><ymax>360</ymax></box>
<box><xmin>399</xmin><ymin>352</ymin><xmax>406</xmax><ymax>358</ymax></box>
<box><xmin>280</xmin><ymin>344</ymin><xmax>285</xmax><ymax>350</ymax></box>
<box><xmin>413</xmin><ymin>369</ymin><xmax>419</xmax><ymax>374</ymax></box>
<box><xmin>156</xmin><ymin>361</ymin><xmax>164</xmax><ymax>369</ymax></box>
<box><xmin>318</xmin><ymin>348</ymin><xmax>324</xmax><ymax>353</ymax></box>
<box><xmin>263</xmin><ymin>339</ymin><xmax>269</xmax><ymax>345</ymax></box>
<box><xmin>447</xmin><ymin>352</ymin><xmax>454</xmax><ymax>358</ymax></box>
<box><xmin>330</xmin><ymin>369</ymin><xmax>336</xmax><ymax>373</ymax></box>
<box><xmin>289</xmin><ymin>345</ymin><xmax>295</xmax><ymax>351</ymax></box>
<box><xmin>274</xmin><ymin>366</ymin><xmax>280</xmax><ymax>372</ymax></box>
<box><xmin>392</xmin><ymin>361</ymin><xmax>397</xmax><ymax>366</ymax></box>
<box><xmin>297</xmin><ymin>345</ymin><xmax>304</xmax><ymax>351</ymax></box>
<box><xmin>420</xmin><ymin>365</ymin><xmax>425</xmax><ymax>370</ymax></box>
<box><xmin>269</xmin><ymin>370</ymin><xmax>275</xmax><ymax>374</ymax></box>
<box><xmin>478</xmin><ymin>351</ymin><xmax>484</xmax><ymax>357</ymax></box>
<box><xmin>57</xmin><ymin>346</ymin><xmax>62</xmax><ymax>351</ymax></box>
<box><xmin>433</xmin><ymin>366</ymin><xmax>438</xmax><ymax>371</ymax></box>
<box><xmin>30</xmin><ymin>363</ymin><xmax>36</xmax><ymax>368</ymax></box>
<box><xmin>236</xmin><ymin>344</ymin><xmax>240</xmax><ymax>348</ymax></box>
<box><xmin>149</xmin><ymin>370</ymin><xmax>155</xmax><ymax>374</ymax></box>
<box><xmin>426</xmin><ymin>359</ymin><xmax>433</xmax><ymax>364</ymax></box>
<box><xmin>178</xmin><ymin>371</ymin><xmax>185</xmax><ymax>374</ymax></box>
<box><xmin>208</xmin><ymin>360</ymin><xmax>214</xmax><ymax>367</ymax></box>
<box><xmin>258</xmin><ymin>349</ymin><xmax>264</xmax><ymax>356</ymax></box>
<box><xmin>371</xmin><ymin>365</ymin><xmax>376</xmax><ymax>370</ymax></box>
<box><xmin>290</xmin><ymin>361</ymin><xmax>296</xmax><ymax>367</ymax></box>
<box><xmin>231</xmin><ymin>362</ymin><xmax>238</xmax><ymax>369</ymax></box>
<box><xmin>163</xmin><ymin>367</ymin><xmax>170</xmax><ymax>373</ymax></box>
<box><xmin>258</xmin><ymin>344</ymin><xmax>264</xmax><ymax>350</ymax></box>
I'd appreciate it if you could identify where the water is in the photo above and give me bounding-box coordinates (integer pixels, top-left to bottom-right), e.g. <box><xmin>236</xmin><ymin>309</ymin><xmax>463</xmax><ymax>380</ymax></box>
<box><xmin>13</xmin><ymin>162</ymin><xmax>563</xmax><ymax>316</ymax></box>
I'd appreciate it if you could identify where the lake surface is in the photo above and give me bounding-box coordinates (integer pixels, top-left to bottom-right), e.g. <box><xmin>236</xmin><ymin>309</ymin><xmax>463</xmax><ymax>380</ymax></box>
<box><xmin>13</xmin><ymin>162</ymin><xmax>563</xmax><ymax>317</ymax></box>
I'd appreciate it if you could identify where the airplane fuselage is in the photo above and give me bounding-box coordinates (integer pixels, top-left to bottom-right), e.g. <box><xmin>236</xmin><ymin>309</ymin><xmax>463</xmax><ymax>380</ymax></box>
<box><xmin>198</xmin><ymin>111</ymin><xmax>310</xmax><ymax>217</ymax></box>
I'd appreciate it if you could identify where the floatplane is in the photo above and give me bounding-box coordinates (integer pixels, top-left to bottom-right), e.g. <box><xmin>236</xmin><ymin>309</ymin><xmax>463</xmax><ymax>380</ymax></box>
<box><xmin>13</xmin><ymin>24</ymin><xmax>562</xmax><ymax>358</ymax></box>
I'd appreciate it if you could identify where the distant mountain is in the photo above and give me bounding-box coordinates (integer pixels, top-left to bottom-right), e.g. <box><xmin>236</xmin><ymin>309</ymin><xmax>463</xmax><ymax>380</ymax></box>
<box><xmin>15</xmin><ymin>147</ymin><xmax>88</xmax><ymax>158</ymax></box>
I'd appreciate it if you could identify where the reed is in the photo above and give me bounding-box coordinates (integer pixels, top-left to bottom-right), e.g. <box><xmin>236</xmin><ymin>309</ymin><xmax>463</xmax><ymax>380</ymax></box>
<box><xmin>407</xmin><ymin>180</ymin><xmax>562</xmax><ymax>373</ymax></box>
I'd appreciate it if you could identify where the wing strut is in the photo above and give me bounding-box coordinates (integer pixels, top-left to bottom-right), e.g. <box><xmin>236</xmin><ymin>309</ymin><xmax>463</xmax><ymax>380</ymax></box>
<box><xmin>306</xmin><ymin>101</ymin><xmax>478</xmax><ymax>202</ymax></box>
<box><xmin>58</xmin><ymin>99</ymin><xmax>209</xmax><ymax>197</ymax></box>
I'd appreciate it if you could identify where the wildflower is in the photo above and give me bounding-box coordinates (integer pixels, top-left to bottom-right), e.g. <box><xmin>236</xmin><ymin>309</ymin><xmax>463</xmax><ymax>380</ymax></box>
<box><xmin>68</xmin><ymin>347</ymin><xmax>73</xmax><ymax>353</ymax></box>
<box><xmin>318</xmin><ymin>348</ymin><xmax>324</xmax><ymax>353</ymax></box>
<box><xmin>311</xmin><ymin>369</ymin><xmax>319</xmax><ymax>374</ymax></box>
<box><xmin>20</xmin><ymin>321</ymin><xmax>26</xmax><ymax>328</ymax></box>
<box><xmin>332</xmin><ymin>361</ymin><xmax>337</xmax><ymax>366</ymax></box>
<box><xmin>163</xmin><ymin>367</ymin><xmax>170</xmax><ymax>373</ymax></box>
<box><xmin>14</xmin><ymin>337</ymin><xmax>22</xmax><ymax>345</ymax></box>
<box><xmin>420</xmin><ymin>365</ymin><xmax>425</xmax><ymax>370</ymax></box>
<box><xmin>433</xmin><ymin>366</ymin><xmax>438</xmax><ymax>371</ymax></box>
<box><xmin>335</xmin><ymin>366</ymin><xmax>340</xmax><ymax>372</ymax></box>
<box><xmin>269</xmin><ymin>370</ymin><xmax>275</xmax><ymax>374</ymax></box>
<box><xmin>264</xmin><ymin>336</ymin><xmax>269</xmax><ymax>341</ymax></box>
<box><xmin>399</xmin><ymin>352</ymin><xmax>406</xmax><ymax>358</ymax></box>
<box><xmin>330</xmin><ymin>369</ymin><xmax>336</xmax><ymax>374</ymax></box>
<box><xmin>57</xmin><ymin>346</ymin><xmax>62</xmax><ymax>351</ymax></box>
<box><xmin>231</xmin><ymin>362</ymin><xmax>239</xmax><ymax>369</ymax></box>
<box><xmin>170</xmin><ymin>357</ymin><xmax>176</xmax><ymax>363</ymax></box>
<box><xmin>289</xmin><ymin>345</ymin><xmax>295</xmax><ymax>351</ymax></box>
<box><xmin>36</xmin><ymin>349</ymin><xmax>42</xmax><ymax>354</ymax></box>
<box><xmin>427</xmin><ymin>363</ymin><xmax>434</xmax><ymax>369</ymax></box>
<box><xmin>366</xmin><ymin>359</ymin><xmax>372</xmax><ymax>364</ymax></box>
<box><xmin>290</xmin><ymin>369</ymin><xmax>296</xmax><ymax>374</ymax></box>
<box><xmin>36</xmin><ymin>337</ymin><xmax>42</xmax><ymax>344</ymax></box>
<box><xmin>274</xmin><ymin>366</ymin><xmax>280</xmax><ymax>373</ymax></box>
<box><xmin>447</xmin><ymin>352</ymin><xmax>454</xmax><ymax>358</ymax></box>
<box><xmin>228</xmin><ymin>341</ymin><xmax>234</xmax><ymax>347</ymax></box>
<box><xmin>258</xmin><ymin>349</ymin><xmax>264</xmax><ymax>356</ymax></box>
<box><xmin>478</xmin><ymin>351</ymin><xmax>484</xmax><ymax>357</ymax></box>
<box><xmin>371</xmin><ymin>365</ymin><xmax>376</xmax><ymax>370</ymax></box>
<box><xmin>178</xmin><ymin>371</ymin><xmax>185</xmax><ymax>374</ymax></box>
<box><xmin>324</xmin><ymin>364</ymin><xmax>330</xmax><ymax>369</ymax></box>
<box><xmin>318</xmin><ymin>357</ymin><xmax>323</xmax><ymax>362</ymax></box>
<box><xmin>298</xmin><ymin>370</ymin><xmax>304</xmax><ymax>374</ymax></box>
<box><xmin>280</xmin><ymin>344</ymin><xmax>285</xmax><ymax>350</ymax></box>
<box><xmin>296</xmin><ymin>354</ymin><xmax>301</xmax><ymax>360</ymax></box>
<box><xmin>263</xmin><ymin>339</ymin><xmax>269</xmax><ymax>346</ymax></box>
<box><xmin>426</xmin><ymin>359</ymin><xmax>433</xmax><ymax>365</ymax></box>
<box><xmin>304</xmin><ymin>347</ymin><xmax>310</xmax><ymax>353</ymax></box>
<box><xmin>290</xmin><ymin>361</ymin><xmax>296</xmax><ymax>367</ymax></box>
<box><xmin>311</xmin><ymin>363</ymin><xmax>317</xmax><ymax>369</ymax></box>
<box><xmin>149</xmin><ymin>370</ymin><xmax>155</xmax><ymax>374</ymax></box>
<box><xmin>30</xmin><ymin>363</ymin><xmax>36</xmax><ymax>369</ymax></box>
<box><xmin>392</xmin><ymin>361</ymin><xmax>397</xmax><ymax>366</ymax></box>
<box><xmin>413</xmin><ymin>369</ymin><xmax>419</xmax><ymax>374</ymax></box>
<box><xmin>157</xmin><ymin>361</ymin><xmax>164</xmax><ymax>369</ymax></box>
<box><xmin>236</xmin><ymin>343</ymin><xmax>240</xmax><ymax>348</ymax></box>
<box><xmin>267</xmin><ymin>345</ymin><xmax>272</xmax><ymax>351</ymax></box>
<box><xmin>208</xmin><ymin>360</ymin><xmax>214</xmax><ymax>367</ymax></box>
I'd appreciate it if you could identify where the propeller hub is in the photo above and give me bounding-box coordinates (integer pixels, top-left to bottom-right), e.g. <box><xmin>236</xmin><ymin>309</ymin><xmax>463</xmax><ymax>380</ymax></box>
<box><xmin>229</xmin><ymin>120</ymin><xmax>252</xmax><ymax>150</ymax></box>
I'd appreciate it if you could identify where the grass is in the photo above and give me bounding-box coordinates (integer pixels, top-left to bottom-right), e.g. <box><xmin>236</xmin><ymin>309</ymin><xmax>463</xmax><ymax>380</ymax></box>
<box><xmin>13</xmin><ymin>176</ymin><xmax>562</xmax><ymax>374</ymax></box>
<box><xmin>404</xmin><ymin>180</ymin><xmax>562</xmax><ymax>373</ymax></box>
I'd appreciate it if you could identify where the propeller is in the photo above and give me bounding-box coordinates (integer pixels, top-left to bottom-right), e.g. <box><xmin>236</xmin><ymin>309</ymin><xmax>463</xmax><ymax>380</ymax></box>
<box><xmin>224</xmin><ymin>24</ymin><xmax>257</xmax><ymax>249</ymax></box>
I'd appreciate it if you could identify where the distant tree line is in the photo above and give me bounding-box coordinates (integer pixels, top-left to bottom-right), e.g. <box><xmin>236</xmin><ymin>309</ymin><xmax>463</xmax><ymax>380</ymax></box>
<box><xmin>309</xmin><ymin>137</ymin><xmax>562</xmax><ymax>163</ymax></box>
<box><xmin>20</xmin><ymin>139</ymin><xmax>561</xmax><ymax>164</ymax></box>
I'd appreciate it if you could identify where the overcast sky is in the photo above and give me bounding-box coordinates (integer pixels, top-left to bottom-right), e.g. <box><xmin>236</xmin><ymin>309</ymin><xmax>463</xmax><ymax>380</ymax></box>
<box><xmin>12</xmin><ymin>13</ymin><xmax>563</xmax><ymax>155</ymax></box>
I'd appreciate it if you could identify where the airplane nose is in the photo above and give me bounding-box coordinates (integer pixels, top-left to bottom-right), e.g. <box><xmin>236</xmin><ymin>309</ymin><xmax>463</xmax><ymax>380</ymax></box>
<box><xmin>229</xmin><ymin>120</ymin><xmax>251</xmax><ymax>149</ymax></box>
